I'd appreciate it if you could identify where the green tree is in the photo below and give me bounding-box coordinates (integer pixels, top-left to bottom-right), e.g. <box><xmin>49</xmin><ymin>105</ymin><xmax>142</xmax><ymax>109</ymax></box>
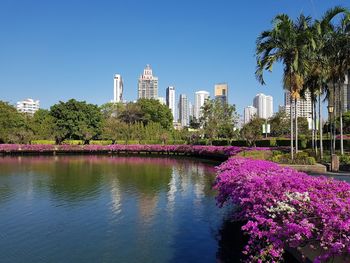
<box><xmin>50</xmin><ymin>99</ymin><xmax>102</xmax><ymax>144</ymax></box>
<box><xmin>240</xmin><ymin>118</ymin><xmax>265</xmax><ymax>146</ymax></box>
<box><xmin>0</xmin><ymin>101</ymin><xmax>33</xmax><ymax>143</ymax></box>
<box><xmin>189</xmin><ymin>116</ymin><xmax>201</xmax><ymax>129</ymax></box>
<box><xmin>269</xmin><ymin>111</ymin><xmax>290</xmax><ymax>137</ymax></box>
<box><xmin>118</xmin><ymin>103</ymin><xmax>145</xmax><ymax>124</ymax></box>
<box><xmin>102</xmin><ymin>117</ymin><xmax>123</xmax><ymax>144</ymax></box>
<box><xmin>31</xmin><ymin>109</ymin><xmax>55</xmax><ymax>140</ymax></box>
<box><xmin>200</xmin><ymin>99</ymin><xmax>238</xmax><ymax>144</ymax></box>
<box><xmin>100</xmin><ymin>102</ymin><xmax>125</xmax><ymax>119</ymax></box>
<box><xmin>133</xmin><ymin>122</ymin><xmax>146</xmax><ymax>144</ymax></box>
<box><xmin>136</xmin><ymin>99</ymin><xmax>173</xmax><ymax>129</ymax></box>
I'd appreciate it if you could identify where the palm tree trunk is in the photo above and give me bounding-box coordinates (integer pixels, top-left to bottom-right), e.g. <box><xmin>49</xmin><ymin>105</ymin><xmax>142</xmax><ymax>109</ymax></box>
<box><xmin>311</xmin><ymin>99</ymin><xmax>315</xmax><ymax>150</ymax></box>
<box><xmin>314</xmin><ymin>98</ymin><xmax>318</xmax><ymax>155</ymax></box>
<box><xmin>333</xmin><ymin>82</ymin><xmax>336</xmax><ymax>153</ymax></box>
<box><xmin>338</xmin><ymin>80</ymin><xmax>344</xmax><ymax>155</ymax></box>
<box><xmin>295</xmin><ymin>98</ymin><xmax>298</xmax><ymax>153</ymax></box>
<box><xmin>290</xmin><ymin>94</ymin><xmax>294</xmax><ymax>160</ymax></box>
<box><xmin>319</xmin><ymin>89</ymin><xmax>323</xmax><ymax>159</ymax></box>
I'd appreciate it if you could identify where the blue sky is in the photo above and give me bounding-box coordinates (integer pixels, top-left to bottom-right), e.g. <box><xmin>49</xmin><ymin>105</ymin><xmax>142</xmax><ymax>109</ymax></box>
<box><xmin>0</xmin><ymin>0</ymin><xmax>348</xmax><ymax>116</ymax></box>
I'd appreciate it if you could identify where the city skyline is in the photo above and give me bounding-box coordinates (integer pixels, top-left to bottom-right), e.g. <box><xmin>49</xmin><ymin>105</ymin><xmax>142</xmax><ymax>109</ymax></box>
<box><xmin>1</xmin><ymin>1</ymin><xmax>346</xmax><ymax>115</ymax></box>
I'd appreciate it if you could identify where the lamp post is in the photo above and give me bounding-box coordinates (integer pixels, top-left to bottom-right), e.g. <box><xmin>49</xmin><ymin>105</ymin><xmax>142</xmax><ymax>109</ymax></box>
<box><xmin>327</xmin><ymin>104</ymin><xmax>334</xmax><ymax>170</ymax></box>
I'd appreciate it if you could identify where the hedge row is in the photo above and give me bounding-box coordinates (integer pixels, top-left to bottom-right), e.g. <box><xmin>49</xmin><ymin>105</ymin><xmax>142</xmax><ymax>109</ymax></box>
<box><xmin>206</xmin><ymin>139</ymin><xmax>350</xmax><ymax>150</ymax></box>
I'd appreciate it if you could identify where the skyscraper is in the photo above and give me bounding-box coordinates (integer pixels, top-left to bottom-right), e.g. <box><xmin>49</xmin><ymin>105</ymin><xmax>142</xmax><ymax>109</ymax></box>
<box><xmin>113</xmin><ymin>74</ymin><xmax>123</xmax><ymax>103</ymax></box>
<box><xmin>253</xmin><ymin>93</ymin><xmax>273</xmax><ymax>119</ymax></box>
<box><xmin>244</xmin><ymin>106</ymin><xmax>257</xmax><ymax>124</ymax></box>
<box><xmin>166</xmin><ymin>86</ymin><xmax>176</xmax><ymax>121</ymax></box>
<box><xmin>194</xmin><ymin>90</ymin><xmax>210</xmax><ymax>120</ymax></box>
<box><xmin>215</xmin><ymin>83</ymin><xmax>228</xmax><ymax>104</ymax></box>
<box><xmin>179</xmin><ymin>94</ymin><xmax>189</xmax><ymax>127</ymax></box>
<box><xmin>17</xmin><ymin>98</ymin><xmax>40</xmax><ymax>115</ymax></box>
<box><xmin>138</xmin><ymin>64</ymin><xmax>158</xmax><ymax>99</ymax></box>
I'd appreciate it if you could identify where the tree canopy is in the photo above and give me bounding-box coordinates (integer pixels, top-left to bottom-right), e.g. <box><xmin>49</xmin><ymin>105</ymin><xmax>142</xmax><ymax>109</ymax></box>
<box><xmin>50</xmin><ymin>99</ymin><xmax>102</xmax><ymax>144</ymax></box>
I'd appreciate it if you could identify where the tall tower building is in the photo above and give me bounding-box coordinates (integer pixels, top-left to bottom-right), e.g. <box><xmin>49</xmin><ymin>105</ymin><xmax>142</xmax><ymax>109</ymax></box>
<box><xmin>138</xmin><ymin>64</ymin><xmax>158</xmax><ymax>99</ymax></box>
<box><xmin>166</xmin><ymin>86</ymin><xmax>176</xmax><ymax>121</ymax></box>
<box><xmin>253</xmin><ymin>93</ymin><xmax>273</xmax><ymax>119</ymax></box>
<box><xmin>194</xmin><ymin>90</ymin><xmax>210</xmax><ymax>120</ymax></box>
<box><xmin>244</xmin><ymin>106</ymin><xmax>257</xmax><ymax>124</ymax></box>
<box><xmin>179</xmin><ymin>94</ymin><xmax>189</xmax><ymax>127</ymax></box>
<box><xmin>113</xmin><ymin>74</ymin><xmax>123</xmax><ymax>103</ymax></box>
<box><xmin>215</xmin><ymin>83</ymin><xmax>228</xmax><ymax>104</ymax></box>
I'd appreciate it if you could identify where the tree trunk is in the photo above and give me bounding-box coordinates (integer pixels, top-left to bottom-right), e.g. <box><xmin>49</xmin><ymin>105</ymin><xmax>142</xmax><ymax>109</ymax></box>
<box><xmin>311</xmin><ymin>99</ymin><xmax>315</xmax><ymax>151</ymax></box>
<box><xmin>319</xmin><ymin>89</ymin><xmax>323</xmax><ymax>159</ymax></box>
<box><xmin>290</xmin><ymin>94</ymin><xmax>294</xmax><ymax>160</ymax></box>
<box><xmin>333</xmin><ymin>82</ymin><xmax>336</xmax><ymax>153</ymax></box>
<box><xmin>295</xmin><ymin>98</ymin><xmax>298</xmax><ymax>153</ymax></box>
<box><xmin>314</xmin><ymin>98</ymin><xmax>318</xmax><ymax>155</ymax></box>
<box><xmin>338</xmin><ymin>80</ymin><xmax>344</xmax><ymax>155</ymax></box>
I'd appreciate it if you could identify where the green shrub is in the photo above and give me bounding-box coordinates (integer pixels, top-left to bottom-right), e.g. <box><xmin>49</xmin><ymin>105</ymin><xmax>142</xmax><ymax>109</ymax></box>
<box><xmin>212</xmin><ymin>139</ymin><xmax>230</xmax><ymax>146</ymax></box>
<box><xmin>32</xmin><ymin>140</ymin><xmax>55</xmax><ymax>145</ymax></box>
<box><xmin>271</xmin><ymin>151</ymin><xmax>316</xmax><ymax>165</ymax></box>
<box><xmin>90</xmin><ymin>140</ymin><xmax>112</xmax><ymax>145</ymax></box>
<box><xmin>340</xmin><ymin>155</ymin><xmax>350</xmax><ymax>165</ymax></box>
<box><xmin>231</xmin><ymin>140</ymin><xmax>249</xmax><ymax>147</ymax></box>
<box><xmin>238</xmin><ymin>150</ymin><xmax>273</xmax><ymax>160</ymax></box>
<box><xmin>62</xmin><ymin>140</ymin><xmax>83</xmax><ymax>145</ymax></box>
<box><xmin>276</xmin><ymin>139</ymin><xmax>291</xmax><ymax>147</ymax></box>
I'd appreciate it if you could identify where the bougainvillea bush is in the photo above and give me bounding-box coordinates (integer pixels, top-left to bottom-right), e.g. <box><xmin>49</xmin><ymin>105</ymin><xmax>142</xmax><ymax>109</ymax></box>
<box><xmin>214</xmin><ymin>158</ymin><xmax>350</xmax><ymax>262</ymax></box>
<box><xmin>0</xmin><ymin>144</ymin><xmax>272</xmax><ymax>158</ymax></box>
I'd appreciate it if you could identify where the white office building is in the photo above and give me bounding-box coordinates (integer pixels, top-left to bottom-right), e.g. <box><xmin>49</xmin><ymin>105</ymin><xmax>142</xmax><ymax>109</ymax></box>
<box><xmin>244</xmin><ymin>106</ymin><xmax>257</xmax><ymax>124</ymax></box>
<box><xmin>138</xmin><ymin>64</ymin><xmax>158</xmax><ymax>99</ymax></box>
<box><xmin>253</xmin><ymin>93</ymin><xmax>273</xmax><ymax>119</ymax></box>
<box><xmin>194</xmin><ymin>90</ymin><xmax>210</xmax><ymax>120</ymax></box>
<box><xmin>113</xmin><ymin>74</ymin><xmax>123</xmax><ymax>103</ymax></box>
<box><xmin>17</xmin><ymin>98</ymin><xmax>40</xmax><ymax>115</ymax></box>
<box><xmin>284</xmin><ymin>90</ymin><xmax>312</xmax><ymax>118</ymax></box>
<box><xmin>284</xmin><ymin>90</ymin><xmax>312</xmax><ymax>128</ymax></box>
<box><xmin>179</xmin><ymin>94</ymin><xmax>189</xmax><ymax>127</ymax></box>
<box><xmin>166</xmin><ymin>86</ymin><xmax>176</xmax><ymax>121</ymax></box>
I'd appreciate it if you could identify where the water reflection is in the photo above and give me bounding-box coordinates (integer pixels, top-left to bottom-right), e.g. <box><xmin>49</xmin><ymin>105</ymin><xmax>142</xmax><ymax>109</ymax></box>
<box><xmin>0</xmin><ymin>155</ymin><xmax>228</xmax><ymax>263</ymax></box>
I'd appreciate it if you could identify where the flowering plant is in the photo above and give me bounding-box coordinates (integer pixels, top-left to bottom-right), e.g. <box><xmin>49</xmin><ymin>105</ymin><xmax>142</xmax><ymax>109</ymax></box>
<box><xmin>214</xmin><ymin>158</ymin><xmax>350</xmax><ymax>262</ymax></box>
<box><xmin>0</xmin><ymin>144</ymin><xmax>274</xmax><ymax>158</ymax></box>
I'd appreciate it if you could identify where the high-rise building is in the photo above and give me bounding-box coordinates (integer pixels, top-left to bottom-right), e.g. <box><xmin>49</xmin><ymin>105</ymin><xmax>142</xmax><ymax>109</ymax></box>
<box><xmin>215</xmin><ymin>83</ymin><xmax>228</xmax><ymax>104</ymax></box>
<box><xmin>330</xmin><ymin>74</ymin><xmax>350</xmax><ymax>114</ymax></box>
<box><xmin>113</xmin><ymin>74</ymin><xmax>123</xmax><ymax>103</ymax></box>
<box><xmin>166</xmin><ymin>86</ymin><xmax>176</xmax><ymax>121</ymax></box>
<box><xmin>244</xmin><ymin>106</ymin><xmax>257</xmax><ymax>124</ymax></box>
<box><xmin>194</xmin><ymin>90</ymin><xmax>210</xmax><ymax>120</ymax></box>
<box><xmin>189</xmin><ymin>101</ymin><xmax>194</xmax><ymax>119</ymax></box>
<box><xmin>179</xmin><ymin>94</ymin><xmax>189</xmax><ymax>127</ymax></box>
<box><xmin>284</xmin><ymin>90</ymin><xmax>312</xmax><ymax>120</ymax></box>
<box><xmin>16</xmin><ymin>98</ymin><xmax>40</xmax><ymax>115</ymax></box>
<box><xmin>138</xmin><ymin>64</ymin><xmax>158</xmax><ymax>99</ymax></box>
<box><xmin>253</xmin><ymin>93</ymin><xmax>273</xmax><ymax>119</ymax></box>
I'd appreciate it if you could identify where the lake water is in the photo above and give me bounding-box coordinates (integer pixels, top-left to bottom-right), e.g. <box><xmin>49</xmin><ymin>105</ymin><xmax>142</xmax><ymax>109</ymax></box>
<box><xmin>0</xmin><ymin>156</ymin><xmax>238</xmax><ymax>263</ymax></box>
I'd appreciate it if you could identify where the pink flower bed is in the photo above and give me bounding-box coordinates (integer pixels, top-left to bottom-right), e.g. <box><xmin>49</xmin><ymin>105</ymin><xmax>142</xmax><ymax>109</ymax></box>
<box><xmin>0</xmin><ymin>144</ymin><xmax>272</xmax><ymax>157</ymax></box>
<box><xmin>214</xmin><ymin>157</ymin><xmax>350</xmax><ymax>262</ymax></box>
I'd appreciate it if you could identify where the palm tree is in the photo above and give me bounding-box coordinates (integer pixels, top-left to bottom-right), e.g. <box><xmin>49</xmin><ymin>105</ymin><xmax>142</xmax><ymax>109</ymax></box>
<box><xmin>324</xmin><ymin>13</ymin><xmax>350</xmax><ymax>155</ymax></box>
<box><xmin>256</xmin><ymin>14</ymin><xmax>312</xmax><ymax>159</ymax></box>
<box><xmin>305</xmin><ymin>7</ymin><xmax>347</xmax><ymax>159</ymax></box>
<box><xmin>335</xmin><ymin>14</ymin><xmax>350</xmax><ymax>155</ymax></box>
